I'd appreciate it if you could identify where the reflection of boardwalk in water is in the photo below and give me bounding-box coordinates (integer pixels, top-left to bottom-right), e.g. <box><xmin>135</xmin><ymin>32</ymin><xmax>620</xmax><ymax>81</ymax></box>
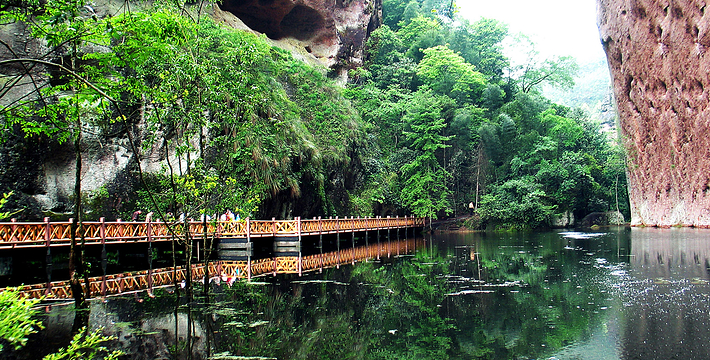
<box><xmin>630</xmin><ymin>228</ymin><xmax>710</xmax><ymax>279</ymax></box>
<box><xmin>8</xmin><ymin>238</ymin><xmax>423</xmax><ymax>300</ymax></box>
<box><xmin>623</xmin><ymin>228</ymin><xmax>710</xmax><ymax>359</ymax></box>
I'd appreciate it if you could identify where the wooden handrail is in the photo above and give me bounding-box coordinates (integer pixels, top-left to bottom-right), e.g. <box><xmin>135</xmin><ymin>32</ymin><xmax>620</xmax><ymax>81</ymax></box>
<box><xmin>0</xmin><ymin>217</ymin><xmax>425</xmax><ymax>249</ymax></box>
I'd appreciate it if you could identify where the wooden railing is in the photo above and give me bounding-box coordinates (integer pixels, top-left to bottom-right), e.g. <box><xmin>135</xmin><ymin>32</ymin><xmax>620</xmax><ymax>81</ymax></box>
<box><xmin>7</xmin><ymin>238</ymin><xmax>423</xmax><ymax>300</ymax></box>
<box><xmin>0</xmin><ymin>216</ymin><xmax>425</xmax><ymax>249</ymax></box>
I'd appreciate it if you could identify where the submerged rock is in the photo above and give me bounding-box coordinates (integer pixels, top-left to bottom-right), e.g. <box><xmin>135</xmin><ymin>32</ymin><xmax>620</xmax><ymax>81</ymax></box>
<box><xmin>580</xmin><ymin>211</ymin><xmax>625</xmax><ymax>228</ymax></box>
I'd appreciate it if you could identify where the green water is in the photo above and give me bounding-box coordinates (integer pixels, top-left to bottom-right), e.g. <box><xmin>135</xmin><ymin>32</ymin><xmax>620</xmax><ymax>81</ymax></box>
<box><xmin>8</xmin><ymin>228</ymin><xmax>710</xmax><ymax>359</ymax></box>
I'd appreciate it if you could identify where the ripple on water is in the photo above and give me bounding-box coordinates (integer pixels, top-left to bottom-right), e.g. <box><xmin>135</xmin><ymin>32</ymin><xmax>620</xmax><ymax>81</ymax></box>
<box><xmin>559</xmin><ymin>232</ymin><xmax>607</xmax><ymax>240</ymax></box>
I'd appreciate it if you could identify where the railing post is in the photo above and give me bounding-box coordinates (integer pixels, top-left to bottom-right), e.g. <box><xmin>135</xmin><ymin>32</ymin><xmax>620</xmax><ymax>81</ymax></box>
<box><xmin>364</xmin><ymin>217</ymin><xmax>369</xmax><ymax>263</ymax></box>
<box><xmin>297</xmin><ymin>216</ymin><xmax>302</xmax><ymax>277</ymax></box>
<box><xmin>376</xmin><ymin>216</ymin><xmax>380</xmax><ymax>260</ymax></box>
<box><xmin>386</xmin><ymin>216</ymin><xmax>392</xmax><ymax>257</ymax></box>
<box><xmin>396</xmin><ymin>216</ymin><xmax>400</xmax><ymax>256</ymax></box>
<box><xmin>351</xmin><ymin>220</ymin><xmax>355</xmax><ymax>266</ymax></box>
<box><xmin>336</xmin><ymin>216</ymin><xmax>340</xmax><ymax>269</ymax></box>
<box><xmin>146</xmin><ymin>216</ymin><xmax>153</xmax><ymax>294</ymax></box>
<box><xmin>117</xmin><ymin>273</ymin><xmax>123</xmax><ymax>294</ymax></box>
<box><xmin>318</xmin><ymin>216</ymin><xmax>323</xmax><ymax>273</ymax></box>
<box><xmin>404</xmin><ymin>215</ymin><xmax>408</xmax><ymax>252</ymax></box>
<box><xmin>396</xmin><ymin>215</ymin><xmax>400</xmax><ymax>238</ymax></box>
<box><xmin>247</xmin><ymin>217</ymin><xmax>252</xmax><ymax>281</ymax></box>
<box><xmin>412</xmin><ymin>216</ymin><xmax>416</xmax><ymax>252</ymax></box>
<box><xmin>100</xmin><ymin>217</ymin><xmax>107</xmax><ymax>297</ymax></box>
<box><xmin>44</xmin><ymin>217</ymin><xmax>52</xmax><ymax>296</ymax></box>
<box><xmin>10</xmin><ymin>217</ymin><xmax>16</xmax><ymax>239</ymax></box>
<box><xmin>272</xmin><ymin>217</ymin><xmax>277</xmax><ymax>276</ymax></box>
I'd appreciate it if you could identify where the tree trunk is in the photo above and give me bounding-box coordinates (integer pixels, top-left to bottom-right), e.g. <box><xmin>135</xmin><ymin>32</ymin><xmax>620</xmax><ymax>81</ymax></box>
<box><xmin>69</xmin><ymin>116</ymin><xmax>86</xmax><ymax>311</ymax></box>
<box><xmin>69</xmin><ymin>44</ymin><xmax>86</xmax><ymax>312</ymax></box>
<box><xmin>474</xmin><ymin>144</ymin><xmax>482</xmax><ymax>210</ymax></box>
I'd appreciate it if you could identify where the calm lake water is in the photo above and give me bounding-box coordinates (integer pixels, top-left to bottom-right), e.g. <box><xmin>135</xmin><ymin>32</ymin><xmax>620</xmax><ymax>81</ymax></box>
<box><xmin>6</xmin><ymin>227</ymin><xmax>710</xmax><ymax>359</ymax></box>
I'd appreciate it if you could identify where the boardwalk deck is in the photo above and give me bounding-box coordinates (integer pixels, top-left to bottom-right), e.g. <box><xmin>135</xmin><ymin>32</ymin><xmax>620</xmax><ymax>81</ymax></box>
<box><xmin>7</xmin><ymin>238</ymin><xmax>423</xmax><ymax>300</ymax></box>
<box><xmin>0</xmin><ymin>216</ymin><xmax>425</xmax><ymax>249</ymax></box>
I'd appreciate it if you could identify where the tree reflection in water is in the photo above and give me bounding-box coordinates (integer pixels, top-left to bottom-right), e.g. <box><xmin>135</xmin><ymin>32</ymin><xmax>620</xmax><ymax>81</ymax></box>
<box><xmin>203</xmin><ymin>246</ymin><xmax>454</xmax><ymax>359</ymax></box>
<box><xmin>18</xmin><ymin>229</ymin><xmax>710</xmax><ymax>359</ymax></box>
<box><xmin>192</xmin><ymin>235</ymin><xmax>608</xmax><ymax>359</ymax></box>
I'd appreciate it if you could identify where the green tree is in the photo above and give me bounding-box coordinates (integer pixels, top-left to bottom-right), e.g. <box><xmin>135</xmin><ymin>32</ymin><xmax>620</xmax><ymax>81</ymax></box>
<box><xmin>448</xmin><ymin>18</ymin><xmax>509</xmax><ymax>81</ymax></box>
<box><xmin>0</xmin><ymin>288</ymin><xmax>43</xmax><ymax>351</ymax></box>
<box><xmin>1</xmin><ymin>0</ymin><xmax>116</xmax><ymax>310</ymax></box>
<box><xmin>508</xmin><ymin>36</ymin><xmax>579</xmax><ymax>93</ymax></box>
<box><xmin>0</xmin><ymin>192</ymin><xmax>21</xmax><ymax>220</ymax></box>
<box><xmin>417</xmin><ymin>45</ymin><xmax>487</xmax><ymax>104</ymax></box>
<box><xmin>42</xmin><ymin>328</ymin><xmax>122</xmax><ymax>360</ymax></box>
<box><xmin>400</xmin><ymin>0</ymin><xmax>422</xmax><ymax>25</ymax></box>
<box><xmin>399</xmin><ymin>90</ymin><xmax>454</xmax><ymax>219</ymax></box>
<box><xmin>477</xmin><ymin>177</ymin><xmax>555</xmax><ymax>230</ymax></box>
<box><xmin>397</xmin><ymin>15</ymin><xmax>441</xmax><ymax>44</ymax></box>
<box><xmin>366</xmin><ymin>25</ymin><xmax>404</xmax><ymax>66</ymax></box>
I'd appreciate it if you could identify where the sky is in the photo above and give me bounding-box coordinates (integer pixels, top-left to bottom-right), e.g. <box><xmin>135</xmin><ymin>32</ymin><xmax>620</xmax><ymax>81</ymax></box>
<box><xmin>456</xmin><ymin>0</ymin><xmax>606</xmax><ymax>64</ymax></box>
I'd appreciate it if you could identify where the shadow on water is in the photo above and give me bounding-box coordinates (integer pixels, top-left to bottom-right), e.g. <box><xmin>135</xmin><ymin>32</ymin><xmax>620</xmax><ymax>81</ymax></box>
<box><xmin>5</xmin><ymin>229</ymin><xmax>710</xmax><ymax>359</ymax></box>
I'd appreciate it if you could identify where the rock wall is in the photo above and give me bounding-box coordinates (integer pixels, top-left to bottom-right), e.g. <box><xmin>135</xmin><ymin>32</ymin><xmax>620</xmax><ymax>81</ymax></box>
<box><xmin>598</xmin><ymin>0</ymin><xmax>710</xmax><ymax>227</ymax></box>
<box><xmin>215</xmin><ymin>0</ymin><xmax>381</xmax><ymax>78</ymax></box>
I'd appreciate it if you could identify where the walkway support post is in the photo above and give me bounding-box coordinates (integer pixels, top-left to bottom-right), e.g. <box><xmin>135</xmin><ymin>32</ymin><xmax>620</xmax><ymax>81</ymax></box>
<box><xmin>404</xmin><ymin>215</ymin><xmax>408</xmax><ymax>252</ymax></box>
<box><xmin>387</xmin><ymin>216</ymin><xmax>391</xmax><ymax>257</ymax></box>
<box><xmin>297</xmin><ymin>216</ymin><xmax>302</xmax><ymax>276</ymax></box>
<box><xmin>272</xmin><ymin>217</ymin><xmax>277</xmax><ymax>276</ymax></box>
<box><xmin>376</xmin><ymin>216</ymin><xmax>380</xmax><ymax>260</ymax></box>
<box><xmin>412</xmin><ymin>215</ymin><xmax>416</xmax><ymax>252</ymax></box>
<box><xmin>100</xmin><ymin>217</ymin><xmax>107</xmax><ymax>297</ymax></box>
<box><xmin>336</xmin><ymin>216</ymin><xmax>340</xmax><ymax>269</ymax></box>
<box><xmin>247</xmin><ymin>217</ymin><xmax>252</xmax><ymax>281</ymax></box>
<box><xmin>396</xmin><ymin>216</ymin><xmax>400</xmax><ymax>256</ymax></box>
<box><xmin>351</xmin><ymin>216</ymin><xmax>355</xmax><ymax>266</ymax></box>
<box><xmin>146</xmin><ymin>216</ymin><xmax>153</xmax><ymax>294</ymax></box>
<box><xmin>364</xmin><ymin>217</ymin><xmax>369</xmax><ymax>262</ymax></box>
<box><xmin>318</xmin><ymin>217</ymin><xmax>323</xmax><ymax>273</ymax></box>
<box><xmin>44</xmin><ymin>217</ymin><xmax>52</xmax><ymax>296</ymax></box>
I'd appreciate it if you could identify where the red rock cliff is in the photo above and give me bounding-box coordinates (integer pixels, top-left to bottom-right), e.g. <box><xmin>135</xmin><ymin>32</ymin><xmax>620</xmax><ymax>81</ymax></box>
<box><xmin>598</xmin><ymin>0</ymin><xmax>710</xmax><ymax>227</ymax></box>
<box><xmin>215</xmin><ymin>0</ymin><xmax>381</xmax><ymax>77</ymax></box>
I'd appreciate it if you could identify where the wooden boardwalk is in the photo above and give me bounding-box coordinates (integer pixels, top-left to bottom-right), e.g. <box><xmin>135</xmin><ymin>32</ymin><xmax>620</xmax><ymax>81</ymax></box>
<box><xmin>0</xmin><ymin>216</ymin><xmax>425</xmax><ymax>249</ymax></box>
<box><xmin>8</xmin><ymin>238</ymin><xmax>423</xmax><ymax>300</ymax></box>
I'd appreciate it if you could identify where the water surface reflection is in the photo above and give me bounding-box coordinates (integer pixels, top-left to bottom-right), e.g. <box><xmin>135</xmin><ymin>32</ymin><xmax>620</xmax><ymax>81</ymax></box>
<box><xmin>618</xmin><ymin>228</ymin><xmax>710</xmax><ymax>360</ymax></box>
<box><xmin>7</xmin><ymin>229</ymin><xmax>710</xmax><ymax>359</ymax></box>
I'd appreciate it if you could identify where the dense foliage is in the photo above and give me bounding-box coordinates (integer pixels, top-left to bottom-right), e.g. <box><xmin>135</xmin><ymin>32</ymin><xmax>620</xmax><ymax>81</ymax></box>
<box><xmin>347</xmin><ymin>0</ymin><xmax>628</xmax><ymax>228</ymax></box>
<box><xmin>0</xmin><ymin>288</ymin><xmax>43</xmax><ymax>351</ymax></box>
<box><xmin>0</xmin><ymin>0</ymin><xmax>628</xmax><ymax>228</ymax></box>
<box><xmin>0</xmin><ymin>287</ymin><xmax>121</xmax><ymax>358</ymax></box>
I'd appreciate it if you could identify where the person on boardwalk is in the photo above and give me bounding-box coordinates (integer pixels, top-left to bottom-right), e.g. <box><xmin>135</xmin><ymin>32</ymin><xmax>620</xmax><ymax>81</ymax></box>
<box><xmin>131</xmin><ymin>210</ymin><xmax>142</xmax><ymax>221</ymax></box>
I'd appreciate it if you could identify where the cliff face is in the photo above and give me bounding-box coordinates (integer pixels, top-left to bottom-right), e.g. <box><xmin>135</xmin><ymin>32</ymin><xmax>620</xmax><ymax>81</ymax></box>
<box><xmin>598</xmin><ymin>0</ymin><xmax>710</xmax><ymax>227</ymax></box>
<box><xmin>216</xmin><ymin>0</ymin><xmax>382</xmax><ymax>77</ymax></box>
